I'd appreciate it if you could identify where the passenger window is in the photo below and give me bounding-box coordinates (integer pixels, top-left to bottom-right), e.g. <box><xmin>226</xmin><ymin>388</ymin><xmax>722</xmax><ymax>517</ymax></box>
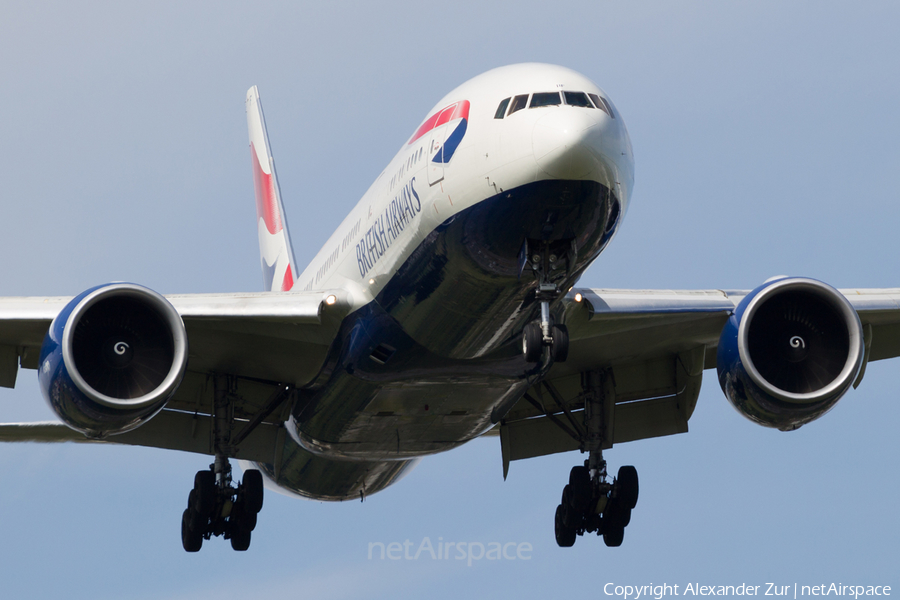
<box><xmin>564</xmin><ymin>91</ymin><xmax>593</xmax><ymax>107</ymax></box>
<box><xmin>589</xmin><ymin>93</ymin><xmax>615</xmax><ymax>118</ymax></box>
<box><xmin>508</xmin><ymin>94</ymin><xmax>529</xmax><ymax>115</ymax></box>
<box><xmin>529</xmin><ymin>92</ymin><xmax>561</xmax><ymax>108</ymax></box>
<box><xmin>494</xmin><ymin>98</ymin><xmax>511</xmax><ymax>119</ymax></box>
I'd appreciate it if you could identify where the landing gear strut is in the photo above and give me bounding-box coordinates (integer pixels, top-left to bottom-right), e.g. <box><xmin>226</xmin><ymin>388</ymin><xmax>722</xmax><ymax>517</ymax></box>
<box><xmin>521</xmin><ymin>239</ymin><xmax>571</xmax><ymax>363</ymax></box>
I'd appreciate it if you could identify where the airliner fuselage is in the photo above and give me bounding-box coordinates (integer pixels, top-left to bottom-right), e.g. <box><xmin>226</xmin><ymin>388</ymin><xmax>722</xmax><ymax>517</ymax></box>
<box><xmin>264</xmin><ymin>64</ymin><xmax>635</xmax><ymax>500</ymax></box>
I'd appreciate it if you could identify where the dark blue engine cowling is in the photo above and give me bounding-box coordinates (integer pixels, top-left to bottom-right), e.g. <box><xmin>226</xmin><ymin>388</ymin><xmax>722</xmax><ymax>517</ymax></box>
<box><xmin>717</xmin><ymin>277</ymin><xmax>864</xmax><ymax>431</ymax></box>
<box><xmin>39</xmin><ymin>283</ymin><xmax>188</xmax><ymax>437</ymax></box>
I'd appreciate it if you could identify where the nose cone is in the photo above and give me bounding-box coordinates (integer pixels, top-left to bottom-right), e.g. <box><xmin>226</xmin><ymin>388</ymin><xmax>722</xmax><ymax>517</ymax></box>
<box><xmin>532</xmin><ymin>109</ymin><xmax>605</xmax><ymax>179</ymax></box>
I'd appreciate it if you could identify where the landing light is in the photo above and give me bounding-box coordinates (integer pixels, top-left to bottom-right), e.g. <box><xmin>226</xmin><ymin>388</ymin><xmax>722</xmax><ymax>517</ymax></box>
<box><xmin>325</xmin><ymin>294</ymin><xmax>337</xmax><ymax>306</ymax></box>
<box><xmin>368</xmin><ymin>279</ymin><xmax>375</xmax><ymax>285</ymax></box>
<box><xmin>574</xmin><ymin>293</ymin><xmax>583</xmax><ymax>303</ymax></box>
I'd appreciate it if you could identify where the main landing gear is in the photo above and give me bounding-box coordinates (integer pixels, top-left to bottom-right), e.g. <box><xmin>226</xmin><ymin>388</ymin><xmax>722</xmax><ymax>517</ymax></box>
<box><xmin>521</xmin><ymin>240</ymin><xmax>571</xmax><ymax>363</ymax></box>
<box><xmin>181</xmin><ymin>456</ymin><xmax>264</xmax><ymax>552</ymax></box>
<box><xmin>554</xmin><ymin>458</ymin><xmax>639</xmax><ymax>547</ymax></box>
<box><xmin>180</xmin><ymin>374</ymin><xmax>288</xmax><ymax>552</ymax></box>
<box><xmin>549</xmin><ymin>369</ymin><xmax>639</xmax><ymax>547</ymax></box>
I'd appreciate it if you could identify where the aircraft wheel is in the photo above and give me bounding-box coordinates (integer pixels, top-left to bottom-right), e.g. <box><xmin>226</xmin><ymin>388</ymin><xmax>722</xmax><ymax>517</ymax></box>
<box><xmin>234</xmin><ymin>500</ymin><xmax>258</xmax><ymax>532</ymax></box>
<box><xmin>231</xmin><ymin>527</ymin><xmax>251</xmax><ymax>551</ymax></box>
<box><xmin>616</xmin><ymin>465</ymin><xmax>639</xmax><ymax>509</ymax></box>
<box><xmin>560</xmin><ymin>485</ymin><xmax>582</xmax><ymax>529</ymax></box>
<box><xmin>612</xmin><ymin>505</ymin><xmax>631</xmax><ymax>528</ymax></box>
<box><xmin>242</xmin><ymin>470</ymin><xmax>264</xmax><ymax>514</ymax></box>
<box><xmin>604</xmin><ymin>497</ymin><xmax>632</xmax><ymax>527</ymax></box>
<box><xmin>555</xmin><ymin>505</ymin><xmax>576</xmax><ymax>547</ymax></box>
<box><xmin>182</xmin><ymin>508</ymin><xmax>202</xmax><ymax>552</ymax></box>
<box><xmin>603</xmin><ymin>524</ymin><xmax>624</xmax><ymax>547</ymax></box>
<box><xmin>568</xmin><ymin>466</ymin><xmax>591</xmax><ymax>513</ymax></box>
<box><xmin>550</xmin><ymin>324</ymin><xmax>569</xmax><ymax>362</ymax></box>
<box><xmin>522</xmin><ymin>323</ymin><xmax>543</xmax><ymax>362</ymax></box>
<box><xmin>193</xmin><ymin>470</ymin><xmax>216</xmax><ymax>515</ymax></box>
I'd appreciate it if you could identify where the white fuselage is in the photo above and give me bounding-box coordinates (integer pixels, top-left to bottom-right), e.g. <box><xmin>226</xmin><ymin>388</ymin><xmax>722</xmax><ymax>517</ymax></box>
<box><xmin>296</xmin><ymin>63</ymin><xmax>634</xmax><ymax>318</ymax></box>
<box><xmin>259</xmin><ymin>64</ymin><xmax>635</xmax><ymax>501</ymax></box>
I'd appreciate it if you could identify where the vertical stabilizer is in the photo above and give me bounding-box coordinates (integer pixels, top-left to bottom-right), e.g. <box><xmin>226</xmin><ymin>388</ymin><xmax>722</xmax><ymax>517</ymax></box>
<box><xmin>246</xmin><ymin>86</ymin><xmax>298</xmax><ymax>292</ymax></box>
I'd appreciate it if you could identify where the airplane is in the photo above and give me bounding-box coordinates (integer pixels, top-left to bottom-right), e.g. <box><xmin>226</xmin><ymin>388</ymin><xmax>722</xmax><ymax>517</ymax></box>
<box><xmin>1</xmin><ymin>62</ymin><xmax>898</xmax><ymax>551</ymax></box>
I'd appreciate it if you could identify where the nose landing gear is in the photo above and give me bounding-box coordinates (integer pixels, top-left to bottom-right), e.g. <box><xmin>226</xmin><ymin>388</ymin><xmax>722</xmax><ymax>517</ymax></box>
<box><xmin>521</xmin><ymin>240</ymin><xmax>572</xmax><ymax>363</ymax></box>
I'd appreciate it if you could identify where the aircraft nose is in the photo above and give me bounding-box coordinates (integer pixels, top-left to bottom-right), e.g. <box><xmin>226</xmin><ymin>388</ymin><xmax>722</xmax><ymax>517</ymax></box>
<box><xmin>532</xmin><ymin>109</ymin><xmax>605</xmax><ymax>179</ymax></box>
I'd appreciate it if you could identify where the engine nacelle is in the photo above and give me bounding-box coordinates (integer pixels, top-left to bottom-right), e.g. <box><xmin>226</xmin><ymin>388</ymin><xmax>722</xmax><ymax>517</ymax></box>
<box><xmin>39</xmin><ymin>283</ymin><xmax>188</xmax><ymax>437</ymax></box>
<box><xmin>716</xmin><ymin>277</ymin><xmax>864</xmax><ymax>431</ymax></box>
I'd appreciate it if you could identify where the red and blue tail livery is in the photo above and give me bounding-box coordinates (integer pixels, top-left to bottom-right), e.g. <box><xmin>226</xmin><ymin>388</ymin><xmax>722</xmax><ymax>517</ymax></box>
<box><xmin>247</xmin><ymin>85</ymin><xmax>298</xmax><ymax>292</ymax></box>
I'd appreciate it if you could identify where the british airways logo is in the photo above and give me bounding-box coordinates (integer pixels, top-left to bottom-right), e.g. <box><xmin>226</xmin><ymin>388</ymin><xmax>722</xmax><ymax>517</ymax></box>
<box><xmin>356</xmin><ymin>177</ymin><xmax>422</xmax><ymax>277</ymax></box>
<box><xmin>408</xmin><ymin>100</ymin><xmax>470</xmax><ymax>164</ymax></box>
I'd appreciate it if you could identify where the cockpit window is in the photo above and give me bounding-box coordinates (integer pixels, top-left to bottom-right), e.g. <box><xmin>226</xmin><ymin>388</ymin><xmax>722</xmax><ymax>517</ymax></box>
<box><xmin>508</xmin><ymin>94</ymin><xmax>529</xmax><ymax>116</ymax></box>
<box><xmin>494</xmin><ymin>98</ymin><xmax>511</xmax><ymax>119</ymax></box>
<box><xmin>589</xmin><ymin>93</ymin><xmax>615</xmax><ymax>118</ymax></box>
<box><xmin>599</xmin><ymin>96</ymin><xmax>616</xmax><ymax>117</ymax></box>
<box><xmin>563</xmin><ymin>91</ymin><xmax>593</xmax><ymax>108</ymax></box>
<box><xmin>530</xmin><ymin>92</ymin><xmax>561</xmax><ymax>108</ymax></box>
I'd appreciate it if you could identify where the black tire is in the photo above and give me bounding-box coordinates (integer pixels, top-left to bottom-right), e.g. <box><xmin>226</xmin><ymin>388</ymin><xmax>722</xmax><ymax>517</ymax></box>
<box><xmin>522</xmin><ymin>322</ymin><xmax>543</xmax><ymax>362</ymax></box>
<box><xmin>233</xmin><ymin>501</ymin><xmax>258</xmax><ymax>532</ymax></box>
<box><xmin>194</xmin><ymin>470</ymin><xmax>216</xmax><ymax>516</ymax></box>
<box><xmin>569</xmin><ymin>465</ymin><xmax>589</xmax><ymax>487</ymax></box>
<box><xmin>605</xmin><ymin>500</ymin><xmax>632</xmax><ymax>528</ymax></box>
<box><xmin>554</xmin><ymin>505</ymin><xmax>576</xmax><ymax>547</ymax></box>
<box><xmin>550</xmin><ymin>324</ymin><xmax>569</xmax><ymax>362</ymax></box>
<box><xmin>187</xmin><ymin>505</ymin><xmax>207</xmax><ymax>533</ymax></box>
<box><xmin>242</xmin><ymin>470</ymin><xmax>264</xmax><ymax>514</ymax></box>
<box><xmin>616</xmin><ymin>465</ymin><xmax>639</xmax><ymax>509</ymax></box>
<box><xmin>181</xmin><ymin>508</ymin><xmax>202</xmax><ymax>552</ymax></box>
<box><xmin>603</xmin><ymin>524</ymin><xmax>624</xmax><ymax>547</ymax></box>
<box><xmin>560</xmin><ymin>485</ymin><xmax>582</xmax><ymax>529</ymax></box>
<box><xmin>242</xmin><ymin>509</ymin><xmax>258</xmax><ymax>532</ymax></box>
<box><xmin>568</xmin><ymin>466</ymin><xmax>591</xmax><ymax>513</ymax></box>
<box><xmin>231</xmin><ymin>527</ymin><xmax>251</xmax><ymax>551</ymax></box>
<box><xmin>560</xmin><ymin>483</ymin><xmax>572</xmax><ymax>506</ymax></box>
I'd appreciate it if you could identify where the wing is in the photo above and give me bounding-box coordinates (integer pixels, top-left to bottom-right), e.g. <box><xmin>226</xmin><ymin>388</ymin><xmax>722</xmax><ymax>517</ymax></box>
<box><xmin>496</xmin><ymin>286</ymin><xmax>900</xmax><ymax>476</ymax></box>
<box><xmin>0</xmin><ymin>290</ymin><xmax>349</xmax><ymax>463</ymax></box>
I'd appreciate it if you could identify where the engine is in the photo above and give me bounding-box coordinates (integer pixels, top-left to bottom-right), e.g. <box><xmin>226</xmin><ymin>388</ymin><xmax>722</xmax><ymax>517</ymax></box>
<box><xmin>716</xmin><ymin>277</ymin><xmax>864</xmax><ymax>431</ymax></box>
<box><xmin>39</xmin><ymin>283</ymin><xmax>188</xmax><ymax>437</ymax></box>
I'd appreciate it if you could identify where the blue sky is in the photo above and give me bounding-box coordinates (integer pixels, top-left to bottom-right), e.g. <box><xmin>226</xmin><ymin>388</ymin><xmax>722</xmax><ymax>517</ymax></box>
<box><xmin>1</xmin><ymin>1</ymin><xmax>898</xmax><ymax>598</ymax></box>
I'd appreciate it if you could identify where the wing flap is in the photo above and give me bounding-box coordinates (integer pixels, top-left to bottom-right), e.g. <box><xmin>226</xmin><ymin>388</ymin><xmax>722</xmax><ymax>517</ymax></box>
<box><xmin>499</xmin><ymin>346</ymin><xmax>704</xmax><ymax>473</ymax></box>
<box><xmin>0</xmin><ymin>410</ymin><xmax>283</xmax><ymax>463</ymax></box>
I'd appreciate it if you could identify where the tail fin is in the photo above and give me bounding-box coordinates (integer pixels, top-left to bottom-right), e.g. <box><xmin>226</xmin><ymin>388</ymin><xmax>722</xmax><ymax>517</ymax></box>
<box><xmin>246</xmin><ymin>85</ymin><xmax>298</xmax><ymax>292</ymax></box>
